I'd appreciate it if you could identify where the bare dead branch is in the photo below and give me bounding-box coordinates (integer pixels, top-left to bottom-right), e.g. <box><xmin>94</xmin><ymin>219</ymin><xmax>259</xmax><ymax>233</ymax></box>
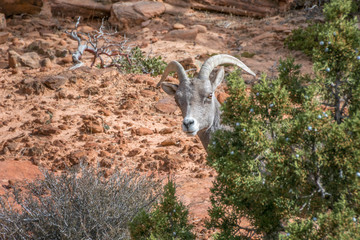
<box><xmin>66</xmin><ymin>17</ymin><xmax>131</xmax><ymax>70</ymax></box>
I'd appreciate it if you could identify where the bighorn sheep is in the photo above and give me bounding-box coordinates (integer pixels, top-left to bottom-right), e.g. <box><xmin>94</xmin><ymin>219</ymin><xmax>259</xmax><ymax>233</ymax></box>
<box><xmin>157</xmin><ymin>54</ymin><xmax>256</xmax><ymax>150</ymax></box>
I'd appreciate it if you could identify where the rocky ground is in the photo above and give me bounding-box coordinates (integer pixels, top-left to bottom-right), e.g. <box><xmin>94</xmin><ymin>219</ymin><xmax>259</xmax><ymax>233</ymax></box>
<box><xmin>0</xmin><ymin>6</ymin><xmax>318</xmax><ymax>239</ymax></box>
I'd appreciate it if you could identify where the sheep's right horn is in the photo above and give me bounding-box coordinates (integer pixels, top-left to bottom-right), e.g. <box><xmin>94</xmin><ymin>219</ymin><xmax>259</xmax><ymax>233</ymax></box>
<box><xmin>156</xmin><ymin>61</ymin><xmax>188</xmax><ymax>87</ymax></box>
<box><xmin>198</xmin><ymin>54</ymin><xmax>256</xmax><ymax>81</ymax></box>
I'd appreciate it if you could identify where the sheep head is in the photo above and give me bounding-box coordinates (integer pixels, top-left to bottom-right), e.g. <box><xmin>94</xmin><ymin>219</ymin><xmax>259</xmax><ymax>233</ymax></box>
<box><xmin>157</xmin><ymin>54</ymin><xmax>256</xmax><ymax>136</ymax></box>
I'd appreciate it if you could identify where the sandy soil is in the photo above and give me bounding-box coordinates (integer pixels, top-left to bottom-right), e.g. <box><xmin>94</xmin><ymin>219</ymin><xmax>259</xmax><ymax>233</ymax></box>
<box><xmin>0</xmin><ymin>7</ymin><xmax>317</xmax><ymax>239</ymax></box>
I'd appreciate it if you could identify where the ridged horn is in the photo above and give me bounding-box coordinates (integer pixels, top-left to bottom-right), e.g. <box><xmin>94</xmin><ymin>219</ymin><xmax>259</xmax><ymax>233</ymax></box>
<box><xmin>198</xmin><ymin>54</ymin><xmax>256</xmax><ymax>81</ymax></box>
<box><xmin>156</xmin><ymin>61</ymin><xmax>188</xmax><ymax>87</ymax></box>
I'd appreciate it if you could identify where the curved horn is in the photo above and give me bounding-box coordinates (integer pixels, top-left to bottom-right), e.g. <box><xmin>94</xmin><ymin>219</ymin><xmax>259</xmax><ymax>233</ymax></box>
<box><xmin>198</xmin><ymin>54</ymin><xmax>256</xmax><ymax>81</ymax></box>
<box><xmin>156</xmin><ymin>61</ymin><xmax>188</xmax><ymax>87</ymax></box>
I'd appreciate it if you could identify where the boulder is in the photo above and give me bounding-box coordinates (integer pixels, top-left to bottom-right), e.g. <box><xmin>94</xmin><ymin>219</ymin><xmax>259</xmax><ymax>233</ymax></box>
<box><xmin>50</xmin><ymin>0</ymin><xmax>111</xmax><ymax>18</ymax></box>
<box><xmin>0</xmin><ymin>0</ymin><xmax>43</xmax><ymax>16</ymax></box>
<box><xmin>109</xmin><ymin>1</ymin><xmax>165</xmax><ymax>30</ymax></box>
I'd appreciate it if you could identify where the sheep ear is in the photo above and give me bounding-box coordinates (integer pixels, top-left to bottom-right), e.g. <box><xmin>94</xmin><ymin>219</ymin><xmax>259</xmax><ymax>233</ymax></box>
<box><xmin>161</xmin><ymin>82</ymin><xmax>178</xmax><ymax>96</ymax></box>
<box><xmin>212</xmin><ymin>67</ymin><xmax>225</xmax><ymax>90</ymax></box>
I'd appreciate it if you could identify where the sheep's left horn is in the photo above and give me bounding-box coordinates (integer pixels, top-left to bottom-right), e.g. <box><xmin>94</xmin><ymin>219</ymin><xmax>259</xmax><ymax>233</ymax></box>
<box><xmin>156</xmin><ymin>61</ymin><xmax>188</xmax><ymax>87</ymax></box>
<box><xmin>198</xmin><ymin>54</ymin><xmax>256</xmax><ymax>81</ymax></box>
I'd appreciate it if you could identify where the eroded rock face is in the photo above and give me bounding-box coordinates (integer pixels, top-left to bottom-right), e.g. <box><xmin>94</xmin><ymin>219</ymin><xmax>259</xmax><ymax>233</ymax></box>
<box><xmin>50</xmin><ymin>0</ymin><xmax>111</xmax><ymax>18</ymax></box>
<box><xmin>109</xmin><ymin>1</ymin><xmax>165</xmax><ymax>30</ymax></box>
<box><xmin>164</xmin><ymin>0</ymin><xmax>292</xmax><ymax>18</ymax></box>
<box><xmin>0</xmin><ymin>0</ymin><xmax>43</xmax><ymax>16</ymax></box>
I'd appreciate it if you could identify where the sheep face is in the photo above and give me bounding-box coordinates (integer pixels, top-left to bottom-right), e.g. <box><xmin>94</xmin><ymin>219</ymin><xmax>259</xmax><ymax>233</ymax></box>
<box><xmin>161</xmin><ymin>69</ymin><xmax>224</xmax><ymax>136</ymax></box>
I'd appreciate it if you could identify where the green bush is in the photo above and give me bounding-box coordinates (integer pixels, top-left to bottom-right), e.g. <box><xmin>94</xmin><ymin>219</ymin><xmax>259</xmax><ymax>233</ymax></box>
<box><xmin>0</xmin><ymin>164</ymin><xmax>161</xmax><ymax>240</ymax></box>
<box><xmin>206</xmin><ymin>1</ymin><xmax>360</xmax><ymax>239</ymax></box>
<box><xmin>285</xmin><ymin>24</ymin><xmax>323</xmax><ymax>57</ymax></box>
<box><xmin>129</xmin><ymin>179</ymin><xmax>195</xmax><ymax>240</ymax></box>
<box><xmin>117</xmin><ymin>47</ymin><xmax>167</xmax><ymax>76</ymax></box>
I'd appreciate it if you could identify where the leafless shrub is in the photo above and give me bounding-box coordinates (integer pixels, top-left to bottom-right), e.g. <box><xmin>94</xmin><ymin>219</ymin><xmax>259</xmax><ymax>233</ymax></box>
<box><xmin>0</xmin><ymin>164</ymin><xmax>162</xmax><ymax>240</ymax></box>
<box><xmin>66</xmin><ymin>17</ymin><xmax>132</xmax><ymax>70</ymax></box>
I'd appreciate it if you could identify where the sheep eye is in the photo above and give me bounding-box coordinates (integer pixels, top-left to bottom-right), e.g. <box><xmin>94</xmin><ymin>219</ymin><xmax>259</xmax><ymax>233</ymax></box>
<box><xmin>207</xmin><ymin>93</ymin><xmax>213</xmax><ymax>99</ymax></box>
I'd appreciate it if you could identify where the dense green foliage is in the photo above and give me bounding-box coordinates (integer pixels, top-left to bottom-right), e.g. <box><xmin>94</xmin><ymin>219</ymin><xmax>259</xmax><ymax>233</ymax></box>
<box><xmin>285</xmin><ymin>24</ymin><xmax>323</xmax><ymax>57</ymax></box>
<box><xmin>0</xmin><ymin>165</ymin><xmax>161</xmax><ymax>240</ymax></box>
<box><xmin>207</xmin><ymin>0</ymin><xmax>360</xmax><ymax>239</ymax></box>
<box><xmin>129</xmin><ymin>180</ymin><xmax>195</xmax><ymax>240</ymax></box>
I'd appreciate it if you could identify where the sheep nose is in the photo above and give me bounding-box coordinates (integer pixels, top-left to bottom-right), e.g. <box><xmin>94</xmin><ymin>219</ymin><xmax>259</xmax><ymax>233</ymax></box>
<box><xmin>183</xmin><ymin>118</ymin><xmax>194</xmax><ymax>128</ymax></box>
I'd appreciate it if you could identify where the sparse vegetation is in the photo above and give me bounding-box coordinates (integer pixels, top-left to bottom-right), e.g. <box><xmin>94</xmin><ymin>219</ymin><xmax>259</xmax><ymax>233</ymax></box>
<box><xmin>67</xmin><ymin>18</ymin><xmax>166</xmax><ymax>76</ymax></box>
<box><xmin>117</xmin><ymin>47</ymin><xmax>167</xmax><ymax>77</ymax></box>
<box><xmin>0</xmin><ymin>164</ymin><xmax>162</xmax><ymax>240</ymax></box>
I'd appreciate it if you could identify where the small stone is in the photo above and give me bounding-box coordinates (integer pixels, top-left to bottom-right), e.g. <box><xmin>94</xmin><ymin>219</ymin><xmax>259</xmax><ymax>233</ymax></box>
<box><xmin>32</xmin><ymin>125</ymin><xmax>60</xmax><ymax>136</ymax></box>
<box><xmin>136</xmin><ymin>127</ymin><xmax>153</xmax><ymax>136</ymax></box>
<box><xmin>59</xmin><ymin>55</ymin><xmax>72</xmax><ymax>64</ymax></box>
<box><xmin>179</xmin><ymin>57</ymin><xmax>198</xmax><ymax>70</ymax></box>
<box><xmin>5</xmin><ymin>142</ymin><xmax>18</xmax><ymax>152</ymax></box>
<box><xmin>85</xmin><ymin>86</ymin><xmax>100</xmax><ymax>95</ymax></box>
<box><xmin>43</xmin><ymin>75</ymin><xmax>67</xmax><ymax>90</ymax></box>
<box><xmin>55</xmin><ymin>49</ymin><xmax>68</xmax><ymax>58</ymax></box>
<box><xmin>146</xmin><ymin>79</ymin><xmax>156</xmax><ymax>87</ymax></box>
<box><xmin>160</xmin><ymin>138</ymin><xmax>177</xmax><ymax>146</ymax></box>
<box><xmin>159</xmin><ymin>128</ymin><xmax>173</xmax><ymax>134</ymax></box>
<box><xmin>20</xmin><ymin>52</ymin><xmax>41</xmax><ymax>69</ymax></box>
<box><xmin>173</xmin><ymin>23</ymin><xmax>185</xmax><ymax>29</ymax></box>
<box><xmin>98</xmin><ymin>109</ymin><xmax>112</xmax><ymax>116</ymax></box>
<box><xmin>190</xmin><ymin>24</ymin><xmax>207</xmax><ymax>33</ymax></box>
<box><xmin>68</xmin><ymin>150</ymin><xmax>88</xmax><ymax>165</ymax></box>
<box><xmin>58</xmin><ymin>124</ymin><xmax>68</xmax><ymax>130</ymax></box>
<box><xmin>154</xmin><ymin>97</ymin><xmax>177</xmax><ymax>114</ymax></box>
<box><xmin>99</xmin><ymin>159</ymin><xmax>112</xmax><ymax>168</ymax></box>
<box><xmin>8</xmin><ymin>50</ymin><xmax>21</xmax><ymax>68</ymax></box>
<box><xmin>84</xmin><ymin>122</ymin><xmax>103</xmax><ymax>134</ymax></box>
<box><xmin>140</xmin><ymin>90</ymin><xmax>156</xmax><ymax>97</ymax></box>
<box><xmin>141</xmin><ymin>20</ymin><xmax>151</xmax><ymax>27</ymax></box>
<box><xmin>151</xmin><ymin>37</ymin><xmax>159</xmax><ymax>43</ymax></box>
<box><xmin>128</xmin><ymin>148</ymin><xmax>141</xmax><ymax>157</ymax></box>
<box><xmin>41</xmin><ymin>58</ymin><xmax>52</xmax><ymax>68</ymax></box>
